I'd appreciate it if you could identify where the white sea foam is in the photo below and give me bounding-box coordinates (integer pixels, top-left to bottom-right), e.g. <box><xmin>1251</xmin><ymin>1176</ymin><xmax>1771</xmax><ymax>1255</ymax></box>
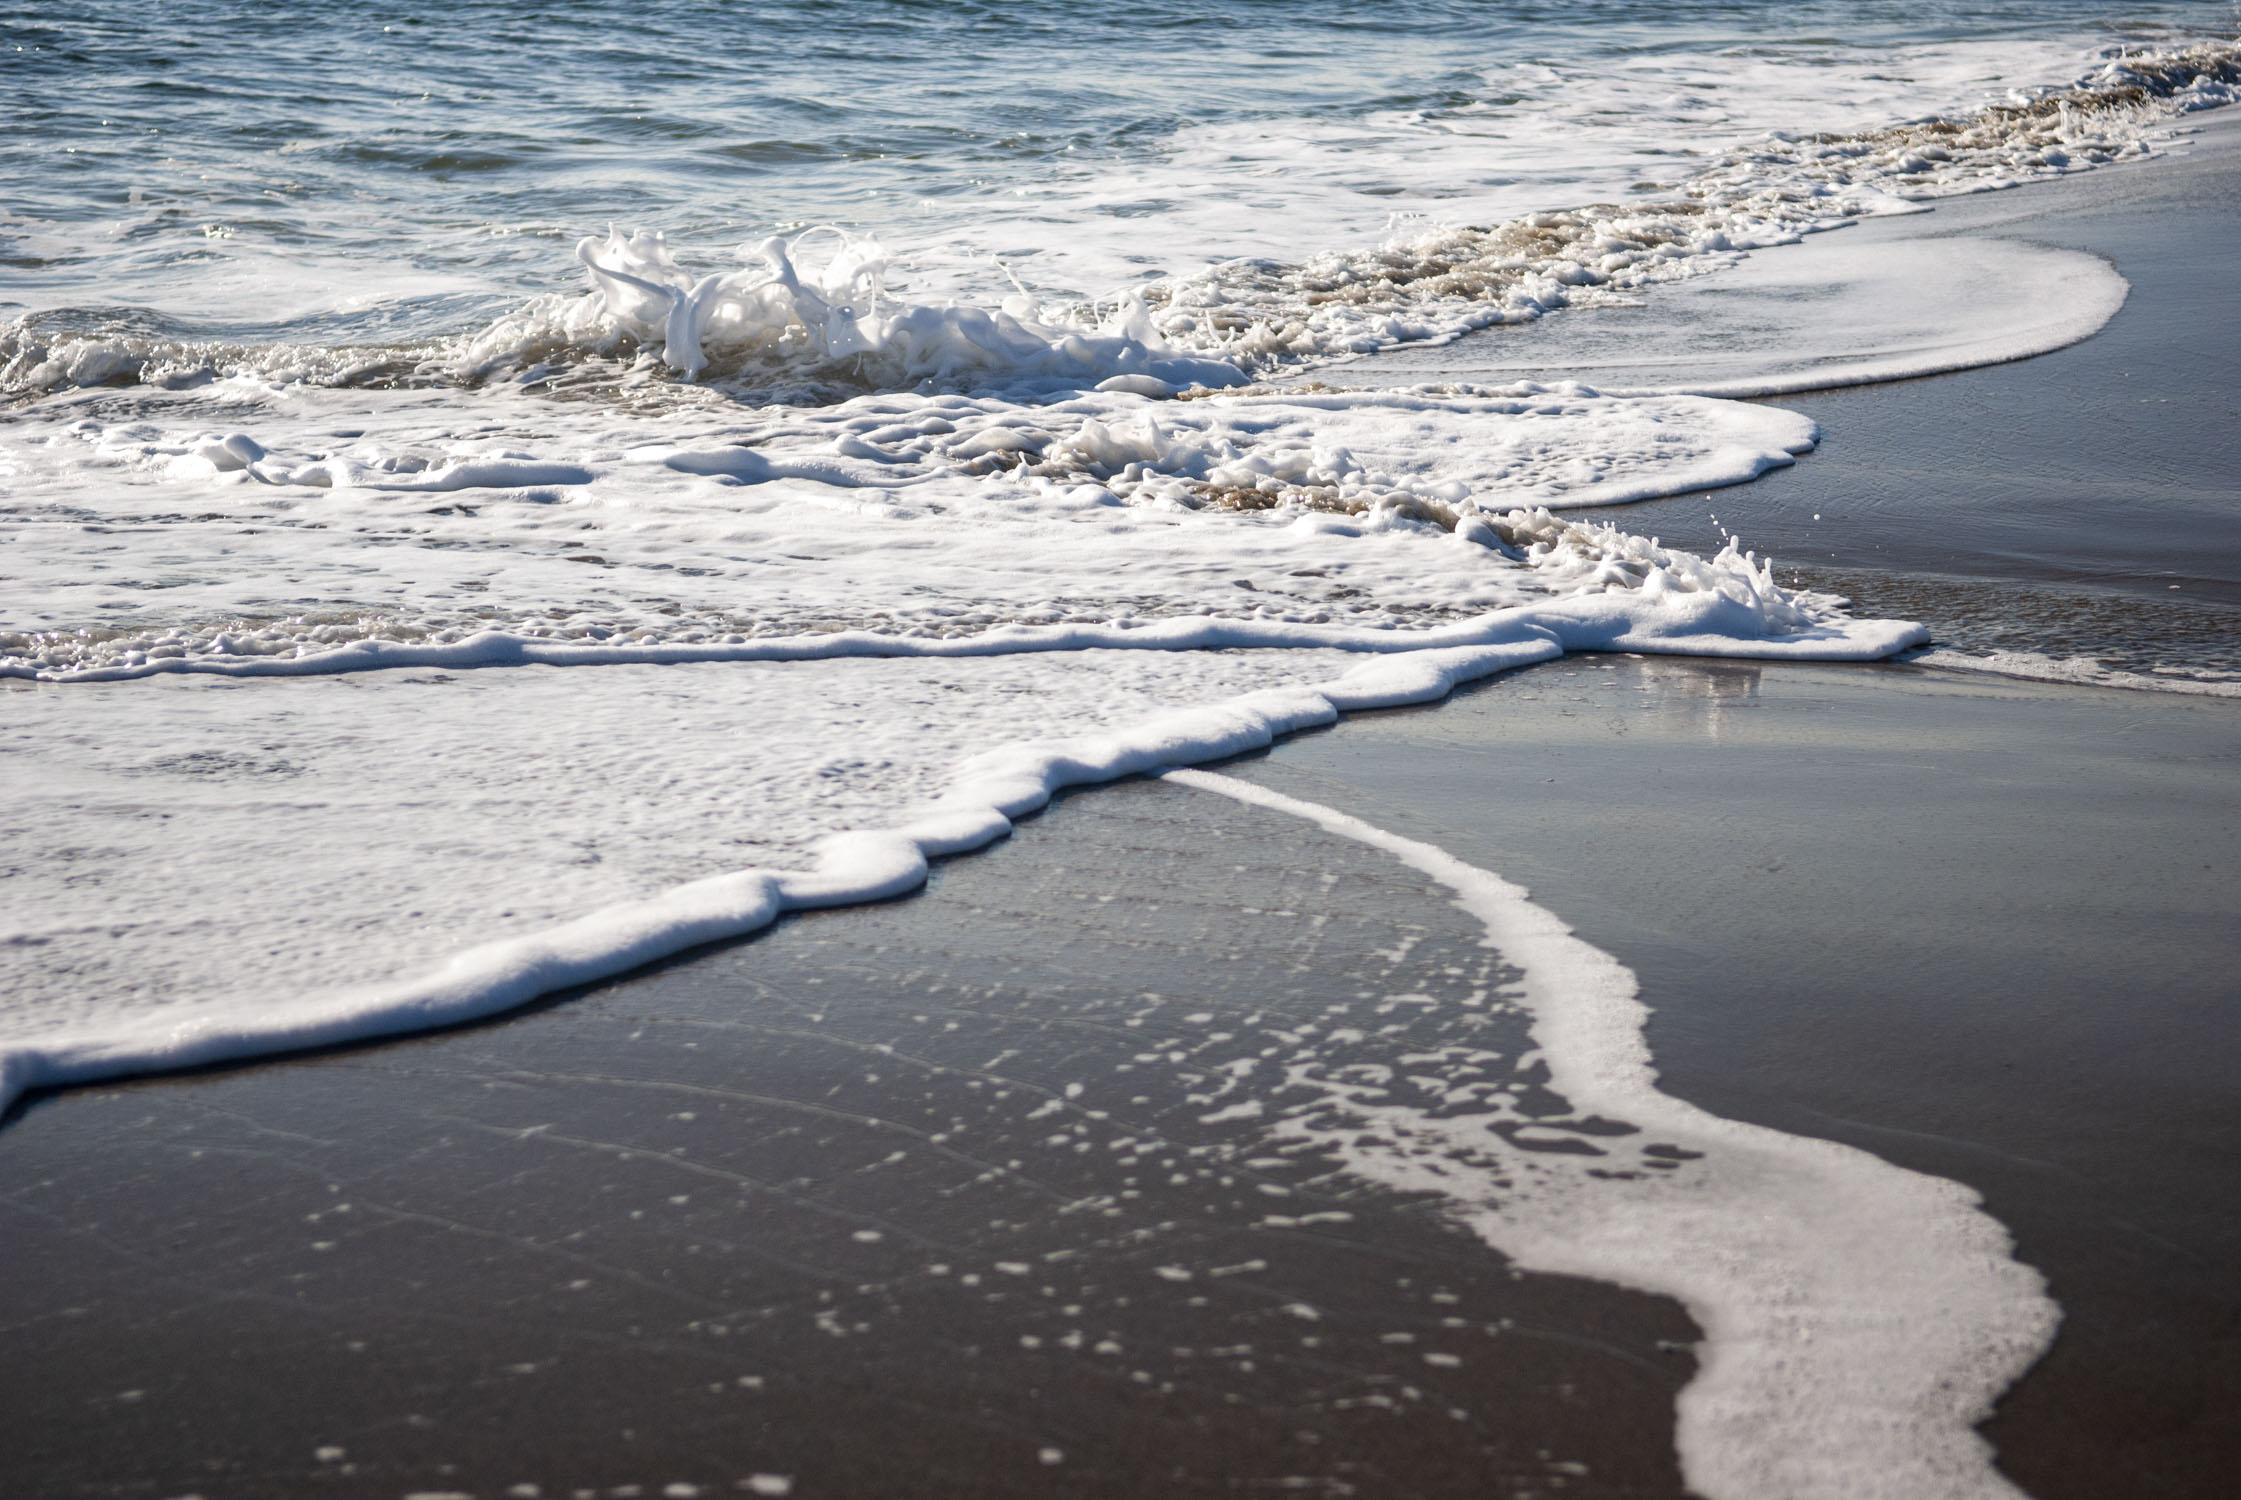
<box><xmin>1909</xmin><ymin>647</ymin><xmax>2241</xmax><ymax>698</ymax></box>
<box><xmin>1</xmin><ymin>339</ymin><xmax>1896</xmax><ymax>1095</ymax></box>
<box><xmin>0</xmin><ymin>649</ymin><xmax>1341</xmax><ymax>1087</ymax></box>
<box><xmin>1062</xmin><ymin>34</ymin><xmax>2231</xmax><ymax>305</ymax></box>
<box><xmin>2</xmin><ymin>17</ymin><xmax>2215</xmax><ymax>1488</ymax></box>
<box><xmin>5</xmin><ymin>41</ymin><xmax>2231</xmax><ymax>403</ymax></box>
<box><xmin>1</xmin><ymin>639</ymin><xmax>1564</xmax><ymax>1116</ymax></box>
<box><xmin>6</xmin><ymin>27</ymin><xmax>2219</xmax><ymax>1161</ymax></box>
<box><xmin>1116</xmin><ymin>42</ymin><xmax>2230</xmax><ymax>384</ymax></box>
<box><xmin>1166</xmin><ymin>769</ymin><xmax>2058</xmax><ymax>1500</ymax></box>
<box><xmin>1337</xmin><ymin>234</ymin><xmax>2133</xmax><ymax>399</ymax></box>
<box><xmin>425</xmin><ymin>43</ymin><xmax>2232</xmax><ymax>397</ymax></box>
<box><xmin>0</xmin><ymin>381</ymin><xmax>1826</xmax><ymax>679</ymax></box>
<box><xmin>543</xmin><ymin>225</ymin><xmax>1244</xmax><ymax>394</ymax></box>
<box><xmin>3</xmin><ymin>16</ymin><xmax>2233</xmax><ymax>1500</ymax></box>
<box><xmin>1</xmin><ymin>588</ymin><xmax>1920</xmax><ymax>1120</ymax></box>
<box><xmin>2</xmin><ymin>32</ymin><xmax>2188</xmax><ymax>1129</ymax></box>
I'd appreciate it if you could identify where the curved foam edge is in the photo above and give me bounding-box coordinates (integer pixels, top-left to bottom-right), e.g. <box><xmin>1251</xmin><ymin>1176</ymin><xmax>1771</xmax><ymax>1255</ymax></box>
<box><xmin>1165</xmin><ymin>769</ymin><xmax>2058</xmax><ymax>1500</ymax></box>
<box><xmin>1647</xmin><ymin>270</ymin><xmax>2127</xmax><ymax>399</ymax></box>
<box><xmin>1583</xmin><ymin>239</ymin><xmax>2131</xmax><ymax>401</ymax></box>
<box><xmin>0</xmin><ymin>580</ymin><xmax>1927</xmax><ymax>1117</ymax></box>
<box><xmin>0</xmin><ymin>637</ymin><xmax>1525</xmax><ymax>1116</ymax></box>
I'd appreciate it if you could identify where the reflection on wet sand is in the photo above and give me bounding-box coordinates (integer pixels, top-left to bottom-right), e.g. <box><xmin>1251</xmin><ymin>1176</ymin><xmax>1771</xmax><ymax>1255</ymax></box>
<box><xmin>1634</xmin><ymin>657</ymin><xmax>1762</xmax><ymax>739</ymax></box>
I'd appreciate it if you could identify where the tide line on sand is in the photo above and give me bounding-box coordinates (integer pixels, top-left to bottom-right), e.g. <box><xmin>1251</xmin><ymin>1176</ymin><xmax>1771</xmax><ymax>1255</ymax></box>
<box><xmin>1167</xmin><ymin>768</ymin><xmax>2057</xmax><ymax>1500</ymax></box>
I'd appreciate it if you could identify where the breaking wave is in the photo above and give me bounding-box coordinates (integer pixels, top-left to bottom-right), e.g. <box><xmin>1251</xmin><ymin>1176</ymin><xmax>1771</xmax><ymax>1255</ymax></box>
<box><xmin>5</xmin><ymin>39</ymin><xmax>2234</xmax><ymax>406</ymax></box>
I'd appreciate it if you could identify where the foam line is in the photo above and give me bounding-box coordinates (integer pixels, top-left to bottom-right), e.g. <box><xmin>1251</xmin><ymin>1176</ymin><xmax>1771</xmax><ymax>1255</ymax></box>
<box><xmin>1908</xmin><ymin>647</ymin><xmax>2241</xmax><ymax>697</ymax></box>
<box><xmin>2</xmin><ymin>590</ymin><xmax>1925</xmax><ymax>686</ymax></box>
<box><xmin>0</xmin><ymin>640</ymin><xmax>1575</xmax><ymax>1119</ymax></box>
<box><xmin>1163</xmin><ymin>769</ymin><xmax>2058</xmax><ymax>1500</ymax></box>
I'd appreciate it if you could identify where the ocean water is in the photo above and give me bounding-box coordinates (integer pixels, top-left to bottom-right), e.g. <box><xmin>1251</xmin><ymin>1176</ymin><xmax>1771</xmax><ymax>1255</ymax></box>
<box><xmin>4</xmin><ymin>3</ymin><xmax>2237</xmax><ymax>1494</ymax></box>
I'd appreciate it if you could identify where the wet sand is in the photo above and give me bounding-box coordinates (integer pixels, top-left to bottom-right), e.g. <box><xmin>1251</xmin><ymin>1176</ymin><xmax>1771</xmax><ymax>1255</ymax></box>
<box><xmin>1</xmin><ymin>778</ymin><xmax>1704</xmax><ymax>1500</ymax></box>
<box><xmin>1320</xmin><ymin>106</ymin><xmax>2241</xmax><ymax>678</ymax></box>
<box><xmin>1265</xmin><ymin>111</ymin><xmax>2241</xmax><ymax>1495</ymax></box>
<box><xmin>5</xmin><ymin>107</ymin><xmax>2241</xmax><ymax>1500</ymax></box>
<box><xmin>4</xmin><ymin>660</ymin><xmax>2232</xmax><ymax>1500</ymax></box>
<box><xmin>1235</xmin><ymin>656</ymin><xmax>2241</xmax><ymax>1500</ymax></box>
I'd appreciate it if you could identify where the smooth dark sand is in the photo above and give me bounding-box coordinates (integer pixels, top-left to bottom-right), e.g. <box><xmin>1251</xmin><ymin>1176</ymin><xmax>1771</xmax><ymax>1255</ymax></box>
<box><xmin>5</xmin><ymin>113</ymin><xmax>2239</xmax><ymax>1500</ymax></box>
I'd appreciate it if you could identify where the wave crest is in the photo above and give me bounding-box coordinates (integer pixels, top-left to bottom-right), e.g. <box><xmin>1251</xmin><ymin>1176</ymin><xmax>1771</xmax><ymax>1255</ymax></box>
<box><xmin>5</xmin><ymin>40</ymin><xmax>2234</xmax><ymax>407</ymax></box>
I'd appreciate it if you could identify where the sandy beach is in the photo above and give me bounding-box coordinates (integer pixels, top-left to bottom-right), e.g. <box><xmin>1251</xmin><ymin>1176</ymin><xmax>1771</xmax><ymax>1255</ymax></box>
<box><xmin>5</xmin><ymin>88</ymin><xmax>2238</xmax><ymax>1500</ymax></box>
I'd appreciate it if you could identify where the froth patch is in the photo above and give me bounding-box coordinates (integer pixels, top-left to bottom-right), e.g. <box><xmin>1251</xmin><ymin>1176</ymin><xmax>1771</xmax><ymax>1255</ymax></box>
<box><xmin>2</xmin><ymin>381</ymin><xmax>1838</xmax><ymax>680</ymax></box>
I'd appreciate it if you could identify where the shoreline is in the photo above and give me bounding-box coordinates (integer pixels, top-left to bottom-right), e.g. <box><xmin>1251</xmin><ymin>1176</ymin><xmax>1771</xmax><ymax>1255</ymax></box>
<box><xmin>5</xmin><ymin>655</ymin><xmax>2232</xmax><ymax>1499</ymax></box>
<box><xmin>1305</xmin><ymin>106</ymin><xmax>2241</xmax><ymax>685</ymax></box>
<box><xmin>12</xmin><ymin>99</ymin><xmax>2235</xmax><ymax>1135</ymax></box>
<box><xmin>1234</xmin><ymin>655</ymin><xmax>2240</xmax><ymax>1500</ymax></box>
<box><xmin>1596</xmin><ymin>108</ymin><xmax>2241</xmax><ymax>679</ymax></box>
<box><xmin>4</xmin><ymin>88</ymin><xmax>2239</xmax><ymax>1500</ymax></box>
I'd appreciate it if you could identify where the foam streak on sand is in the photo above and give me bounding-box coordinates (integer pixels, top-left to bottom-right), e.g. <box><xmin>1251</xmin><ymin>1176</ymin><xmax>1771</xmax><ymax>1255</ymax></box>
<box><xmin>1910</xmin><ymin>647</ymin><xmax>2241</xmax><ymax>698</ymax></box>
<box><xmin>0</xmin><ymin>557</ymin><xmax>1917</xmax><ymax>1124</ymax></box>
<box><xmin>0</xmin><ymin>640</ymin><xmax>1551</xmax><ymax>1117</ymax></box>
<box><xmin>3</xmin><ymin>590</ymin><xmax>1915</xmax><ymax>685</ymax></box>
<box><xmin>1167</xmin><ymin>769</ymin><xmax>2059</xmax><ymax>1500</ymax></box>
